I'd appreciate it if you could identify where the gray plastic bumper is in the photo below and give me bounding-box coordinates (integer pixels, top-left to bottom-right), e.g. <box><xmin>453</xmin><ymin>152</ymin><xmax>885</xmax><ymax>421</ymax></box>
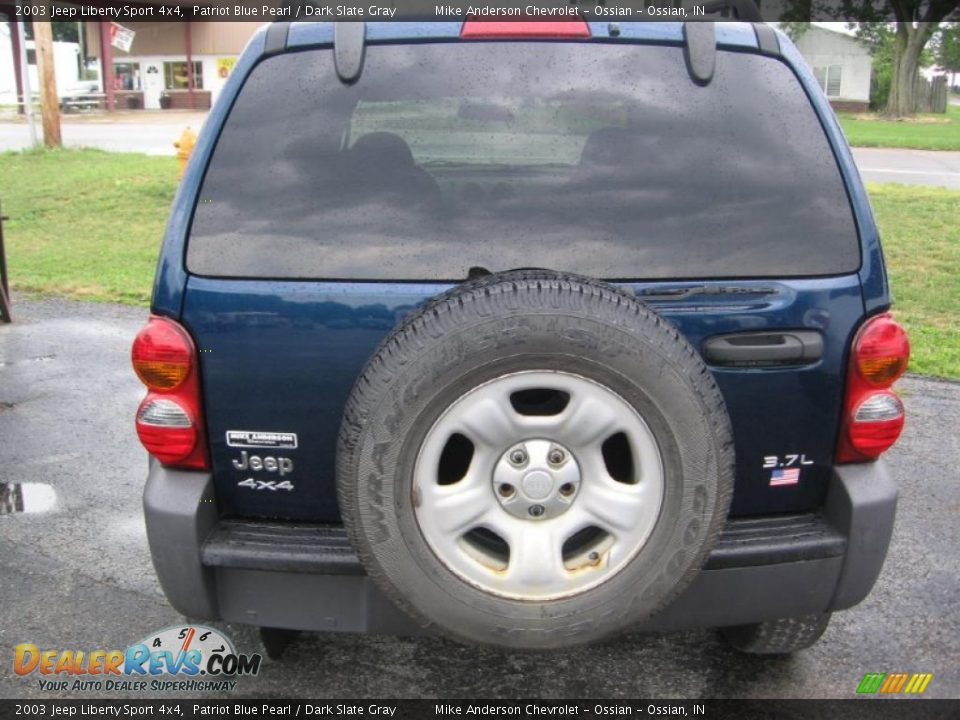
<box><xmin>143</xmin><ymin>460</ymin><xmax>220</xmax><ymax>620</ymax></box>
<box><xmin>143</xmin><ymin>460</ymin><xmax>896</xmax><ymax>633</ymax></box>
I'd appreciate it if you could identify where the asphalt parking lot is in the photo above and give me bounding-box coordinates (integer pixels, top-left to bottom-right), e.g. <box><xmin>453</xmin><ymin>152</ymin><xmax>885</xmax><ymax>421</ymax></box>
<box><xmin>0</xmin><ymin>297</ymin><xmax>958</xmax><ymax>699</ymax></box>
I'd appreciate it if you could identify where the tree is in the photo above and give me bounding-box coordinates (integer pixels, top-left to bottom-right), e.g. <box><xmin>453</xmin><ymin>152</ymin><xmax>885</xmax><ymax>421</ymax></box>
<box><xmin>783</xmin><ymin>2</ymin><xmax>960</xmax><ymax>116</ymax></box>
<box><xmin>866</xmin><ymin>26</ymin><xmax>899</xmax><ymax>109</ymax></box>
<box><xmin>936</xmin><ymin>24</ymin><xmax>960</xmax><ymax>86</ymax></box>
<box><xmin>853</xmin><ymin>24</ymin><xmax>935</xmax><ymax>109</ymax></box>
<box><xmin>887</xmin><ymin>4</ymin><xmax>958</xmax><ymax>116</ymax></box>
<box><xmin>779</xmin><ymin>21</ymin><xmax>812</xmax><ymax>40</ymax></box>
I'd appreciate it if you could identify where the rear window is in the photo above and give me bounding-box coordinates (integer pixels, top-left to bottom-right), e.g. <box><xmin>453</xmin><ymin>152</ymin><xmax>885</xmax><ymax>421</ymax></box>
<box><xmin>187</xmin><ymin>42</ymin><xmax>860</xmax><ymax>281</ymax></box>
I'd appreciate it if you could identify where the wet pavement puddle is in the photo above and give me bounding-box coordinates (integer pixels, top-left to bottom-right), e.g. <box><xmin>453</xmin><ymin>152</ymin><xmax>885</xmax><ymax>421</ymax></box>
<box><xmin>0</xmin><ymin>482</ymin><xmax>57</xmax><ymax>515</ymax></box>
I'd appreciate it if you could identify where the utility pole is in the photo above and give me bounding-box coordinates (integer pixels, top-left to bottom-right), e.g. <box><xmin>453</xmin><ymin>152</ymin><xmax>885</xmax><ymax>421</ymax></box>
<box><xmin>13</xmin><ymin>12</ymin><xmax>37</xmax><ymax>145</ymax></box>
<box><xmin>32</xmin><ymin>17</ymin><xmax>62</xmax><ymax>146</ymax></box>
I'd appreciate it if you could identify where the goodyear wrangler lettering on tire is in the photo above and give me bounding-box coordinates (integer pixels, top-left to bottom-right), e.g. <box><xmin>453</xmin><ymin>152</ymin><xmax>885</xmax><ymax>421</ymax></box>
<box><xmin>337</xmin><ymin>270</ymin><xmax>734</xmax><ymax>649</ymax></box>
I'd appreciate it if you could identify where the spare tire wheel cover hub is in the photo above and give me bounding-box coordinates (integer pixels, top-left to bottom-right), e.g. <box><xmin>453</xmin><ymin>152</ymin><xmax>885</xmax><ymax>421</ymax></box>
<box><xmin>413</xmin><ymin>370</ymin><xmax>665</xmax><ymax>601</ymax></box>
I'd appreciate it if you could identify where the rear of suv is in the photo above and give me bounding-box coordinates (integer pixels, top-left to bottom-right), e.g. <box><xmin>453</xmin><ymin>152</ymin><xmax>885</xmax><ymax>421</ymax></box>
<box><xmin>134</xmin><ymin>18</ymin><xmax>909</xmax><ymax>654</ymax></box>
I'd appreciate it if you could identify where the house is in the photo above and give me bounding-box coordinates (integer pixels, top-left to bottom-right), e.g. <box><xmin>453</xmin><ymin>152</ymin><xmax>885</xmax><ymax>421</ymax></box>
<box><xmin>791</xmin><ymin>25</ymin><xmax>873</xmax><ymax>113</ymax></box>
<box><xmin>83</xmin><ymin>22</ymin><xmax>266</xmax><ymax>110</ymax></box>
<box><xmin>0</xmin><ymin>16</ymin><xmax>264</xmax><ymax>112</ymax></box>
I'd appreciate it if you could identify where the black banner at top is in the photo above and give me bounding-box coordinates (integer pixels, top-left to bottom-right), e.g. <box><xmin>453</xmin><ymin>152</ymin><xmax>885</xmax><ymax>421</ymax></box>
<box><xmin>1</xmin><ymin>0</ymin><xmax>951</xmax><ymax>23</ymax></box>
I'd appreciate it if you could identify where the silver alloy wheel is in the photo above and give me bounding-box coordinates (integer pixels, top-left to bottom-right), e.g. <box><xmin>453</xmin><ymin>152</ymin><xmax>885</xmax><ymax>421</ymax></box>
<box><xmin>414</xmin><ymin>370</ymin><xmax>664</xmax><ymax>601</ymax></box>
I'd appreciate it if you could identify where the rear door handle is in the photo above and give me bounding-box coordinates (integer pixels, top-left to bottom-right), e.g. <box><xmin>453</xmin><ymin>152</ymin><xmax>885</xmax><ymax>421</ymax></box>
<box><xmin>702</xmin><ymin>331</ymin><xmax>823</xmax><ymax>366</ymax></box>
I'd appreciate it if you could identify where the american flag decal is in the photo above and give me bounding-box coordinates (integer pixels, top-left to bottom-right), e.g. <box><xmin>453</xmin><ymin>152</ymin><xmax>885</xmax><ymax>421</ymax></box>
<box><xmin>770</xmin><ymin>468</ymin><xmax>801</xmax><ymax>487</ymax></box>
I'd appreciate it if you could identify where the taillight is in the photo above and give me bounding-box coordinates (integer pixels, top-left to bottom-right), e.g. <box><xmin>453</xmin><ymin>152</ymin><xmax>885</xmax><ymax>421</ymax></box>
<box><xmin>460</xmin><ymin>21</ymin><xmax>591</xmax><ymax>39</ymax></box>
<box><xmin>131</xmin><ymin>316</ymin><xmax>209</xmax><ymax>470</ymax></box>
<box><xmin>836</xmin><ymin>313</ymin><xmax>910</xmax><ymax>463</ymax></box>
<box><xmin>132</xmin><ymin>315</ymin><xmax>192</xmax><ymax>389</ymax></box>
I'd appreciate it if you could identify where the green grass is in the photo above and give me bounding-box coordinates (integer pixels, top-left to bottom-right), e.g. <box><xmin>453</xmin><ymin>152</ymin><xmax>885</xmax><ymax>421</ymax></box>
<box><xmin>838</xmin><ymin>104</ymin><xmax>960</xmax><ymax>150</ymax></box>
<box><xmin>0</xmin><ymin>148</ymin><xmax>177</xmax><ymax>304</ymax></box>
<box><xmin>0</xmin><ymin>149</ymin><xmax>957</xmax><ymax>377</ymax></box>
<box><xmin>867</xmin><ymin>182</ymin><xmax>960</xmax><ymax>379</ymax></box>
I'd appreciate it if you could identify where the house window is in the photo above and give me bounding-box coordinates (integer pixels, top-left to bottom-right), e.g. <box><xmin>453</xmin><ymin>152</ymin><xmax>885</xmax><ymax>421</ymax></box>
<box><xmin>163</xmin><ymin>61</ymin><xmax>203</xmax><ymax>90</ymax></box>
<box><xmin>113</xmin><ymin>62</ymin><xmax>141</xmax><ymax>91</ymax></box>
<box><xmin>813</xmin><ymin>65</ymin><xmax>843</xmax><ymax>98</ymax></box>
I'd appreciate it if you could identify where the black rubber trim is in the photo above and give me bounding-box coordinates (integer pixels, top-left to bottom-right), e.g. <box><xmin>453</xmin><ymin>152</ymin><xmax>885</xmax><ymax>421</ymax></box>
<box><xmin>705</xmin><ymin>513</ymin><xmax>845</xmax><ymax>570</ymax></box>
<box><xmin>202</xmin><ymin>521</ymin><xmax>363</xmax><ymax>574</ymax></box>
<box><xmin>263</xmin><ymin>22</ymin><xmax>290</xmax><ymax>57</ymax></box>
<box><xmin>753</xmin><ymin>23</ymin><xmax>781</xmax><ymax>57</ymax></box>
<box><xmin>202</xmin><ymin>513</ymin><xmax>844</xmax><ymax>575</ymax></box>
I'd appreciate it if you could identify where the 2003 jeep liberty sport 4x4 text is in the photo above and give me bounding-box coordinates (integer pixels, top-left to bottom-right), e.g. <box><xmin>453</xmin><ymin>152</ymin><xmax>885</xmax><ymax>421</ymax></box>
<box><xmin>131</xmin><ymin>17</ymin><xmax>910</xmax><ymax>655</ymax></box>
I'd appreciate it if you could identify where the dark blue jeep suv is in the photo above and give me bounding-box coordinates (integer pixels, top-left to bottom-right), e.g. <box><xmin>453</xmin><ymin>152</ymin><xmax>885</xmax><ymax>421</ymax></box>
<box><xmin>132</xmin><ymin>19</ymin><xmax>910</xmax><ymax>654</ymax></box>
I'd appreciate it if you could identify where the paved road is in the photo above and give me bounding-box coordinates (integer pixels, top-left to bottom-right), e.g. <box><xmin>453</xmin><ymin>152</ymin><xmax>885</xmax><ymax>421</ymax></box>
<box><xmin>1</xmin><ymin>297</ymin><xmax>958</xmax><ymax>699</ymax></box>
<box><xmin>1</xmin><ymin>116</ymin><xmax>959</xmax><ymax>188</ymax></box>
<box><xmin>852</xmin><ymin>148</ymin><xmax>960</xmax><ymax>189</ymax></box>
<box><xmin>0</xmin><ymin>113</ymin><xmax>208</xmax><ymax>156</ymax></box>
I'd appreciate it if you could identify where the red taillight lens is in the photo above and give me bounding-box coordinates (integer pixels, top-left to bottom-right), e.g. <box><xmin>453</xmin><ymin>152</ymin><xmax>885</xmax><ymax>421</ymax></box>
<box><xmin>854</xmin><ymin>315</ymin><xmax>910</xmax><ymax>386</ymax></box>
<box><xmin>131</xmin><ymin>316</ymin><xmax>208</xmax><ymax>470</ymax></box>
<box><xmin>132</xmin><ymin>317</ymin><xmax>193</xmax><ymax>390</ymax></box>
<box><xmin>836</xmin><ymin>313</ymin><xmax>910</xmax><ymax>463</ymax></box>
<box><xmin>460</xmin><ymin>21</ymin><xmax>591</xmax><ymax>39</ymax></box>
<box><xmin>136</xmin><ymin>398</ymin><xmax>199</xmax><ymax>463</ymax></box>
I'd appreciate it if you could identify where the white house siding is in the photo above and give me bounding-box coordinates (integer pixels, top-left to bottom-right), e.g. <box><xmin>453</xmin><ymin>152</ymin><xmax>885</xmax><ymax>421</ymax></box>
<box><xmin>792</xmin><ymin>26</ymin><xmax>872</xmax><ymax>111</ymax></box>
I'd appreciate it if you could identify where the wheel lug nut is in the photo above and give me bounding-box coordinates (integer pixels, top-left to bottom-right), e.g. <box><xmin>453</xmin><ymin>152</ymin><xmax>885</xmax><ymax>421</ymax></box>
<box><xmin>498</xmin><ymin>483</ymin><xmax>515</xmax><ymax>497</ymax></box>
<box><xmin>509</xmin><ymin>449</ymin><xmax>527</xmax><ymax>465</ymax></box>
<box><xmin>548</xmin><ymin>449</ymin><xmax>565</xmax><ymax>465</ymax></box>
<box><xmin>559</xmin><ymin>483</ymin><xmax>575</xmax><ymax>497</ymax></box>
<box><xmin>528</xmin><ymin>504</ymin><xmax>545</xmax><ymax>518</ymax></box>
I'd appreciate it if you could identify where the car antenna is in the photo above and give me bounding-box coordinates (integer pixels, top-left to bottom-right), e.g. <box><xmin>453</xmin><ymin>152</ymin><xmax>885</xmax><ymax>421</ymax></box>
<box><xmin>335</xmin><ymin>22</ymin><xmax>366</xmax><ymax>85</ymax></box>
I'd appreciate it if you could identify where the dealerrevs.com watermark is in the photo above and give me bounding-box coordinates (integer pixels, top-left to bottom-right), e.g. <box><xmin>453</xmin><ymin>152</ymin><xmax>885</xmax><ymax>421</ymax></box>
<box><xmin>13</xmin><ymin>625</ymin><xmax>261</xmax><ymax>694</ymax></box>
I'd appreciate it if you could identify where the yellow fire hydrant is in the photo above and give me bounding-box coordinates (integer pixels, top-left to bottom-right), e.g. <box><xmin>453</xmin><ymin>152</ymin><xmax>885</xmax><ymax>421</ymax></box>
<box><xmin>174</xmin><ymin>127</ymin><xmax>197</xmax><ymax>180</ymax></box>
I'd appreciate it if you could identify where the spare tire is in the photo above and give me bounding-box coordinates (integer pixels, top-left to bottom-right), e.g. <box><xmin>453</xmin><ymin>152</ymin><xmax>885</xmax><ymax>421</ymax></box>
<box><xmin>337</xmin><ymin>270</ymin><xmax>733</xmax><ymax>649</ymax></box>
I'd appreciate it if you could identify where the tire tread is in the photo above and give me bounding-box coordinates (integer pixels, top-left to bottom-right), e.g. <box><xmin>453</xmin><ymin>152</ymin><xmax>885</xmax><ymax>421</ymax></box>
<box><xmin>337</xmin><ymin>270</ymin><xmax>735</xmax><ymax>647</ymax></box>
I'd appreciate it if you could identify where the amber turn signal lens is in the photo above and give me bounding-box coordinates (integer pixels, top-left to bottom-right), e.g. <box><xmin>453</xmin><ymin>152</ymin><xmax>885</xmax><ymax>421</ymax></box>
<box><xmin>854</xmin><ymin>314</ymin><xmax>910</xmax><ymax>386</ymax></box>
<box><xmin>856</xmin><ymin>355</ymin><xmax>908</xmax><ymax>385</ymax></box>
<box><xmin>132</xmin><ymin>360</ymin><xmax>190</xmax><ymax>391</ymax></box>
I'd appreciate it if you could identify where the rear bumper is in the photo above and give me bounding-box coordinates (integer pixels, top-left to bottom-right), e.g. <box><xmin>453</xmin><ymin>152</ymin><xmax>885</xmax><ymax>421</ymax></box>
<box><xmin>143</xmin><ymin>461</ymin><xmax>897</xmax><ymax>634</ymax></box>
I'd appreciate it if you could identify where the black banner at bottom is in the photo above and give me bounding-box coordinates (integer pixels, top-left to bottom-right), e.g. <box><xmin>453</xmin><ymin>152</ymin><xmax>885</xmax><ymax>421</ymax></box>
<box><xmin>0</xmin><ymin>700</ymin><xmax>958</xmax><ymax>720</ymax></box>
